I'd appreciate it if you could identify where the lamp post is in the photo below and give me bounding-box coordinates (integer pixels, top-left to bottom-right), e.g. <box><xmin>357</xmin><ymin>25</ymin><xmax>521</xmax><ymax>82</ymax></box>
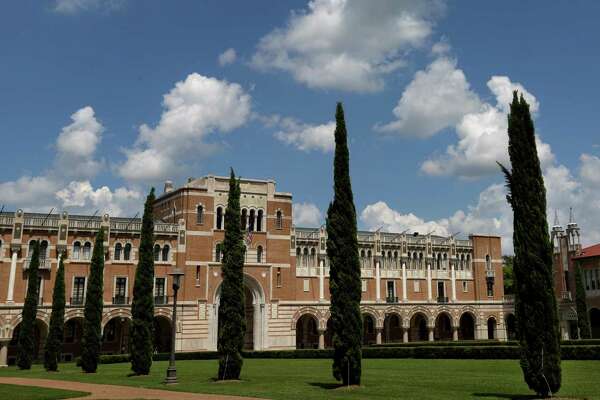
<box><xmin>165</xmin><ymin>267</ymin><xmax>184</xmax><ymax>385</ymax></box>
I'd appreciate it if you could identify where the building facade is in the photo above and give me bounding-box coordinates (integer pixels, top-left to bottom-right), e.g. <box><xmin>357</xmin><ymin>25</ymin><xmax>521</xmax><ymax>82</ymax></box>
<box><xmin>0</xmin><ymin>175</ymin><xmax>510</xmax><ymax>366</ymax></box>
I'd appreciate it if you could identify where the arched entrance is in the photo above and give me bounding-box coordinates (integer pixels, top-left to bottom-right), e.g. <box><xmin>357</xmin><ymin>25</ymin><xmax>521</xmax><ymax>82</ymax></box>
<box><xmin>101</xmin><ymin>317</ymin><xmax>130</xmax><ymax>354</ymax></box>
<box><xmin>458</xmin><ymin>312</ymin><xmax>475</xmax><ymax>340</ymax></box>
<box><xmin>153</xmin><ymin>316</ymin><xmax>172</xmax><ymax>353</ymax></box>
<box><xmin>383</xmin><ymin>314</ymin><xmax>402</xmax><ymax>343</ymax></box>
<box><xmin>362</xmin><ymin>314</ymin><xmax>376</xmax><ymax>345</ymax></box>
<box><xmin>62</xmin><ymin>317</ymin><xmax>84</xmax><ymax>361</ymax></box>
<box><xmin>409</xmin><ymin>313</ymin><xmax>428</xmax><ymax>342</ymax></box>
<box><xmin>212</xmin><ymin>274</ymin><xmax>266</xmax><ymax>350</ymax></box>
<box><xmin>7</xmin><ymin>319</ymin><xmax>48</xmax><ymax>365</ymax></box>
<box><xmin>434</xmin><ymin>313</ymin><xmax>452</xmax><ymax>341</ymax></box>
<box><xmin>590</xmin><ymin>308</ymin><xmax>600</xmax><ymax>339</ymax></box>
<box><xmin>295</xmin><ymin>314</ymin><xmax>319</xmax><ymax>349</ymax></box>
<box><xmin>505</xmin><ymin>313</ymin><xmax>517</xmax><ymax>340</ymax></box>
<box><xmin>487</xmin><ymin>317</ymin><xmax>497</xmax><ymax>340</ymax></box>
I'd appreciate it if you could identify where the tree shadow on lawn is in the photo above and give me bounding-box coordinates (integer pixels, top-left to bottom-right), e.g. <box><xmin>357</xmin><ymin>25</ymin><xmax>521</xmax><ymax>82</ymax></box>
<box><xmin>308</xmin><ymin>382</ymin><xmax>362</xmax><ymax>391</ymax></box>
<box><xmin>472</xmin><ymin>393</ymin><xmax>583</xmax><ymax>399</ymax></box>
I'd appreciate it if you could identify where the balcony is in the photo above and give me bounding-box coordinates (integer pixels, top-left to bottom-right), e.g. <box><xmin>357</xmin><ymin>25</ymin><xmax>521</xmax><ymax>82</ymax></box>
<box><xmin>386</xmin><ymin>296</ymin><xmax>399</xmax><ymax>304</ymax></box>
<box><xmin>112</xmin><ymin>295</ymin><xmax>129</xmax><ymax>305</ymax></box>
<box><xmin>154</xmin><ymin>295</ymin><xmax>169</xmax><ymax>305</ymax></box>
<box><xmin>437</xmin><ymin>296</ymin><xmax>449</xmax><ymax>303</ymax></box>
<box><xmin>23</xmin><ymin>258</ymin><xmax>51</xmax><ymax>270</ymax></box>
<box><xmin>70</xmin><ymin>296</ymin><xmax>85</xmax><ymax>306</ymax></box>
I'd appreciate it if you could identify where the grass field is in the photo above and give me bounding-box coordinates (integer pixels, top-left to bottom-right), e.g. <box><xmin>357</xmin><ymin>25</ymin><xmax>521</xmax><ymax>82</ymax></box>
<box><xmin>1</xmin><ymin>359</ymin><xmax>599</xmax><ymax>399</ymax></box>
<box><xmin>0</xmin><ymin>383</ymin><xmax>87</xmax><ymax>399</ymax></box>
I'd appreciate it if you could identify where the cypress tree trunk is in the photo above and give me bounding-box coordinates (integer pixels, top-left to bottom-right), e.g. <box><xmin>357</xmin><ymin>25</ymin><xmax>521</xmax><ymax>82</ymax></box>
<box><xmin>44</xmin><ymin>254</ymin><xmax>66</xmax><ymax>371</ymax></box>
<box><xmin>499</xmin><ymin>92</ymin><xmax>561</xmax><ymax>397</ymax></box>
<box><xmin>130</xmin><ymin>188</ymin><xmax>156</xmax><ymax>375</ymax></box>
<box><xmin>17</xmin><ymin>240</ymin><xmax>40</xmax><ymax>370</ymax></box>
<box><xmin>326</xmin><ymin>102</ymin><xmax>362</xmax><ymax>386</ymax></box>
<box><xmin>217</xmin><ymin>169</ymin><xmax>245</xmax><ymax>380</ymax></box>
<box><xmin>80</xmin><ymin>228</ymin><xmax>105</xmax><ymax>373</ymax></box>
<box><xmin>574</xmin><ymin>265</ymin><xmax>591</xmax><ymax>339</ymax></box>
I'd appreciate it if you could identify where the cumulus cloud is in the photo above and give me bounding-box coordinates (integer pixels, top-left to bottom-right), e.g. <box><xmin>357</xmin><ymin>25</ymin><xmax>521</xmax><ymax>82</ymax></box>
<box><xmin>274</xmin><ymin>120</ymin><xmax>335</xmax><ymax>153</ymax></box>
<box><xmin>420</xmin><ymin>74</ymin><xmax>552</xmax><ymax>178</ymax></box>
<box><xmin>55</xmin><ymin>180</ymin><xmax>142</xmax><ymax>216</ymax></box>
<box><xmin>53</xmin><ymin>0</ymin><xmax>126</xmax><ymax>14</ymax></box>
<box><xmin>118</xmin><ymin>73</ymin><xmax>252</xmax><ymax>182</ymax></box>
<box><xmin>251</xmin><ymin>0</ymin><xmax>444</xmax><ymax>92</ymax></box>
<box><xmin>293</xmin><ymin>202</ymin><xmax>323</xmax><ymax>226</ymax></box>
<box><xmin>375</xmin><ymin>57</ymin><xmax>481</xmax><ymax>138</ymax></box>
<box><xmin>218</xmin><ymin>48</ymin><xmax>237</xmax><ymax>66</ymax></box>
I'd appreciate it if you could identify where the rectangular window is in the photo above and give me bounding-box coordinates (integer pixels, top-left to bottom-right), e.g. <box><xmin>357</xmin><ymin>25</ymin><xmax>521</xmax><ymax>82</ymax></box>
<box><xmin>196</xmin><ymin>265</ymin><xmax>201</xmax><ymax>286</ymax></box>
<box><xmin>114</xmin><ymin>277</ymin><xmax>127</xmax><ymax>304</ymax></box>
<box><xmin>276</xmin><ymin>267</ymin><xmax>282</xmax><ymax>288</ymax></box>
<box><xmin>154</xmin><ymin>277</ymin><xmax>166</xmax><ymax>304</ymax></box>
<box><xmin>303</xmin><ymin>279</ymin><xmax>310</xmax><ymax>292</ymax></box>
<box><xmin>437</xmin><ymin>281</ymin><xmax>445</xmax><ymax>300</ymax></box>
<box><xmin>486</xmin><ymin>280</ymin><xmax>494</xmax><ymax>297</ymax></box>
<box><xmin>387</xmin><ymin>281</ymin><xmax>395</xmax><ymax>299</ymax></box>
<box><xmin>72</xmin><ymin>277</ymin><xmax>86</xmax><ymax>305</ymax></box>
<box><xmin>361</xmin><ymin>279</ymin><xmax>367</xmax><ymax>292</ymax></box>
<box><xmin>413</xmin><ymin>280</ymin><xmax>420</xmax><ymax>293</ymax></box>
<box><xmin>462</xmin><ymin>281</ymin><xmax>468</xmax><ymax>292</ymax></box>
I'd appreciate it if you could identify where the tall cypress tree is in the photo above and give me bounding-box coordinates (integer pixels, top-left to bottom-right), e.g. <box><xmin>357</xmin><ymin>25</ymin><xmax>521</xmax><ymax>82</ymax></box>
<box><xmin>499</xmin><ymin>92</ymin><xmax>561</xmax><ymax>396</ymax></box>
<box><xmin>574</xmin><ymin>265</ymin><xmax>591</xmax><ymax>339</ymax></box>
<box><xmin>17</xmin><ymin>240</ymin><xmax>40</xmax><ymax>369</ymax></box>
<box><xmin>44</xmin><ymin>254</ymin><xmax>66</xmax><ymax>371</ymax></box>
<box><xmin>326</xmin><ymin>102</ymin><xmax>362</xmax><ymax>386</ymax></box>
<box><xmin>217</xmin><ymin>169</ymin><xmax>245</xmax><ymax>380</ymax></box>
<box><xmin>130</xmin><ymin>188</ymin><xmax>156</xmax><ymax>375</ymax></box>
<box><xmin>80</xmin><ymin>228</ymin><xmax>105</xmax><ymax>373</ymax></box>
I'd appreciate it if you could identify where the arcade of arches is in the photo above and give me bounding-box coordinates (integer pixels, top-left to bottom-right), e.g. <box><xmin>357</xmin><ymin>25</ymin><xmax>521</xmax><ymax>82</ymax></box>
<box><xmin>294</xmin><ymin>310</ymin><xmax>503</xmax><ymax>349</ymax></box>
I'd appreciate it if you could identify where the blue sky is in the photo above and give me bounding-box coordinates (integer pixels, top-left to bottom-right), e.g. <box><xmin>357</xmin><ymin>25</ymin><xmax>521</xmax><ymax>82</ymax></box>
<box><xmin>1</xmin><ymin>0</ymin><xmax>599</xmax><ymax>253</ymax></box>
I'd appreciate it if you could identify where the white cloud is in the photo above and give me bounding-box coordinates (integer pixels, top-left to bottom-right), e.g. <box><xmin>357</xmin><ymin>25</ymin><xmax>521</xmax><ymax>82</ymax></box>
<box><xmin>0</xmin><ymin>176</ymin><xmax>62</xmax><ymax>211</ymax></box>
<box><xmin>118</xmin><ymin>73</ymin><xmax>252</xmax><ymax>182</ymax></box>
<box><xmin>53</xmin><ymin>0</ymin><xmax>125</xmax><ymax>14</ymax></box>
<box><xmin>55</xmin><ymin>180</ymin><xmax>142</xmax><ymax>216</ymax></box>
<box><xmin>293</xmin><ymin>202</ymin><xmax>323</xmax><ymax>226</ymax></box>
<box><xmin>420</xmin><ymin>75</ymin><xmax>553</xmax><ymax>178</ymax></box>
<box><xmin>361</xmin><ymin>201</ymin><xmax>450</xmax><ymax>236</ymax></box>
<box><xmin>218</xmin><ymin>48</ymin><xmax>237</xmax><ymax>66</ymax></box>
<box><xmin>375</xmin><ymin>57</ymin><xmax>481</xmax><ymax>138</ymax></box>
<box><xmin>251</xmin><ymin>0</ymin><xmax>444</xmax><ymax>92</ymax></box>
<box><xmin>580</xmin><ymin>153</ymin><xmax>600</xmax><ymax>186</ymax></box>
<box><xmin>275</xmin><ymin>120</ymin><xmax>335</xmax><ymax>153</ymax></box>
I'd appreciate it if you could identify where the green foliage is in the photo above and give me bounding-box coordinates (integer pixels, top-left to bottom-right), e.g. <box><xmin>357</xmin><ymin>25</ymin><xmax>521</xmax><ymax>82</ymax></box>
<box><xmin>44</xmin><ymin>255</ymin><xmax>66</xmax><ymax>371</ymax></box>
<box><xmin>502</xmin><ymin>255</ymin><xmax>515</xmax><ymax>295</ymax></box>
<box><xmin>130</xmin><ymin>188</ymin><xmax>156</xmax><ymax>375</ymax></box>
<box><xmin>326</xmin><ymin>103</ymin><xmax>362</xmax><ymax>385</ymax></box>
<box><xmin>217</xmin><ymin>169</ymin><xmax>245</xmax><ymax>380</ymax></box>
<box><xmin>499</xmin><ymin>92</ymin><xmax>561</xmax><ymax>396</ymax></box>
<box><xmin>17</xmin><ymin>240</ymin><xmax>40</xmax><ymax>370</ymax></box>
<box><xmin>80</xmin><ymin>229</ymin><xmax>105</xmax><ymax>373</ymax></box>
<box><xmin>574</xmin><ymin>264</ymin><xmax>592</xmax><ymax>339</ymax></box>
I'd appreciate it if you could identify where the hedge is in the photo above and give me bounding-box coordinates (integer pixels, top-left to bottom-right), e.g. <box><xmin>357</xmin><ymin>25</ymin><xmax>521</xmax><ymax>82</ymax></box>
<box><xmin>76</xmin><ymin>344</ymin><xmax>600</xmax><ymax>365</ymax></box>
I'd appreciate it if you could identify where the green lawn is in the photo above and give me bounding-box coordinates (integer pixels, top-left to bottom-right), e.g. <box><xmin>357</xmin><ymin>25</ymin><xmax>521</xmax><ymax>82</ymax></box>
<box><xmin>0</xmin><ymin>383</ymin><xmax>87</xmax><ymax>400</ymax></box>
<box><xmin>1</xmin><ymin>359</ymin><xmax>599</xmax><ymax>399</ymax></box>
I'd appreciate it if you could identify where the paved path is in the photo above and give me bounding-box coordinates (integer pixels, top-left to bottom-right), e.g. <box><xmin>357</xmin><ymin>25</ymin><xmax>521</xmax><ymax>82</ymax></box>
<box><xmin>0</xmin><ymin>377</ymin><xmax>262</xmax><ymax>400</ymax></box>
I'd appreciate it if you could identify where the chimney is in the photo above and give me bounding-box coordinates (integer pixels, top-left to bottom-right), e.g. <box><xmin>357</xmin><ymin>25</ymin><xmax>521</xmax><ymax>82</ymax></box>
<box><xmin>164</xmin><ymin>180</ymin><xmax>174</xmax><ymax>194</ymax></box>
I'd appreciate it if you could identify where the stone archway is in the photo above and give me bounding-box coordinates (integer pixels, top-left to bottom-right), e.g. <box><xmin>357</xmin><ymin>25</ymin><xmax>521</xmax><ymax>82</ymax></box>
<box><xmin>383</xmin><ymin>313</ymin><xmax>403</xmax><ymax>343</ymax></box>
<box><xmin>212</xmin><ymin>274</ymin><xmax>266</xmax><ymax>351</ymax></box>
<box><xmin>153</xmin><ymin>315</ymin><xmax>172</xmax><ymax>353</ymax></box>
<box><xmin>362</xmin><ymin>313</ymin><xmax>377</xmax><ymax>345</ymax></box>
<box><xmin>7</xmin><ymin>319</ymin><xmax>48</xmax><ymax>365</ymax></box>
<box><xmin>459</xmin><ymin>312</ymin><xmax>475</xmax><ymax>340</ymax></box>
<box><xmin>434</xmin><ymin>312</ymin><xmax>453</xmax><ymax>341</ymax></box>
<box><xmin>62</xmin><ymin>317</ymin><xmax>84</xmax><ymax>361</ymax></box>
<box><xmin>487</xmin><ymin>317</ymin><xmax>497</xmax><ymax>340</ymax></box>
<box><xmin>505</xmin><ymin>313</ymin><xmax>517</xmax><ymax>340</ymax></box>
<box><xmin>296</xmin><ymin>314</ymin><xmax>319</xmax><ymax>349</ymax></box>
<box><xmin>101</xmin><ymin>316</ymin><xmax>131</xmax><ymax>354</ymax></box>
<box><xmin>409</xmin><ymin>313</ymin><xmax>428</xmax><ymax>342</ymax></box>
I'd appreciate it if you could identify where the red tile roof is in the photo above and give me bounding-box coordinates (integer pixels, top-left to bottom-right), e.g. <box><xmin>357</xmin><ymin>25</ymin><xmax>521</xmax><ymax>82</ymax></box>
<box><xmin>573</xmin><ymin>243</ymin><xmax>600</xmax><ymax>259</ymax></box>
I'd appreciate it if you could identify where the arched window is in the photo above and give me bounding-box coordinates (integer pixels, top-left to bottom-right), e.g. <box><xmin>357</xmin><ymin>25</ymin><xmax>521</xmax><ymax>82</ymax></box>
<box><xmin>196</xmin><ymin>205</ymin><xmax>204</xmax><ymax>225</ymax></box>
<box><xmin>257</xmin><ymin>245</ymin><xmax>263</xmax><ymax>263</ymax></box>
<box><xmin>73</xmin><ymin>241</ymin><xmax>81</xmax><ymax>260</ymax></box>
<box><xmin>241</xmin><ymin>208</ymin><xmax>247</xmax><ymax>230</ymax></box>
<box><xmin>257</xmin><ymin>210</ymin><xmax>263</xmax><ymax>232</ymax></box>
<box><xmin>215</xmin><ymin>243</ymin><xmax>223</xmax><ymax>262</ymax></box>
<box><xmin>443</xmin><ymin>253</ymin><xmax>448</xmax><ymax>270</ymax></box>
<box><xmin>276</xmin><ymin>210</ymin><xmax>283</xmax><ymax>230</ymax></box>
<box><xmin>249</xmin><ymin>209</ymin><xmax>256</xmax><ymax>232</ymax></box>
<box><xmin>154</xmin><ymin>244</ymin><xmax>161</xmax><ymax>262</ymax></box>
<box><xmin>460</xmin><ymin>254</ymin><xmax>465</xmax><ymax>270</ymax></box>
<box><xmin>162</xmin><ymin>244</ymin><xmax>170</xmax><ymax>262</ymax></box>
<box><xmin>124</xmin><ymin>243</ymin><xmax>132</xmax><ymax>261</ymax></box>
<box><xmin>466</xmin><ymin>254</ymin><xmax>471</xmax><ymax>270</ymax></box>
<box><xmin>83</xmin><ymin>242</ymin><xmax>92</xmax><ymax>260</ymax></box>
<box><xmin>39</xmin><ymin>240</ymin><xmax>49</xmax><ymax>260</ymax></box>
<box><xmin>303</xmin><ymin>248</ymin><xmax>309</xmax><ymax>267</ymax></box>
<box><xmin>311</xmin><ymin>247</ymin><xmax>316</xmax><ymax>267</ymax></box>
<box><xmin>114</xmin><ymin>243</ymin><xmax>122</xmax><ymax>261</ymax></box>
<box><xmin>485</xmin><ymin>254</ymin><xmax>491</xmax><ymax>270</ymax></box>
<box><xmin>437</xmin><ymin>253</ymin><xmax>442</xmax><ymax>270</ymax></box>
<box><xmin>419</xmin><ymin>252</ymin><xmax>423</xmax><ymax>269</ymax></box>
<box><xmin>216</xmin><ymin>207</ymin><xmax>223</xmax><ymax>230</ymax></box>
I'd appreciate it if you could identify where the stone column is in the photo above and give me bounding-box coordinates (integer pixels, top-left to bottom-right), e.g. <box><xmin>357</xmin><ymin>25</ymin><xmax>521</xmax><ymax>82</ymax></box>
<box><xmin>451</xmin><ymin>263</ymin><xmax>457</xmax><ymax>302</ymax></box>
<box><xmin>7</xmin><ymin>249</ymin><xmax>18</xmax><ymax>303</ymax></box>
<box><xmin>318</xmin><ymin>329</ymin><xmax>325</xmax><ymax>350</ymax></box>
<box><xmin>376</xmin><ymin>328</ymin><xmax>383</xmax><ymax>345</ymax></box>
<box><xmin>319</xmin><ymin>259</ymin><xmax>325</xmax><ymax>302</ymax></box>
<box><xmin>427</xmin><ymin>263</ymin><xmax>432</xmax><ymax>302</ymax></box>
<box><xmin>0</xmin><ymin>341</ymin><xmax>8</xmax><ymax>367</ymax></box>
<box><xmin>375</xmin><ymin>260</ymin><xmax>381</xmax><ymax>302</ymax></box>
<box><xmin>401</xmin><ymin>262</ymin><xmax>407</xmax><ymax>302</ymax></box>
<box><xmin>428</xmin><ymin>326</ymin><xmax>435</xmax><ymax>342</ymax></box>
<box><xmin>452</xmin><ymin>326</ymin><xmax>459</xmax><ymax>341</ymax></box>
<box><xmin>402</xmin><ymin>328</ymin><xmax>409</xmax><ymax>343</ymax></box>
